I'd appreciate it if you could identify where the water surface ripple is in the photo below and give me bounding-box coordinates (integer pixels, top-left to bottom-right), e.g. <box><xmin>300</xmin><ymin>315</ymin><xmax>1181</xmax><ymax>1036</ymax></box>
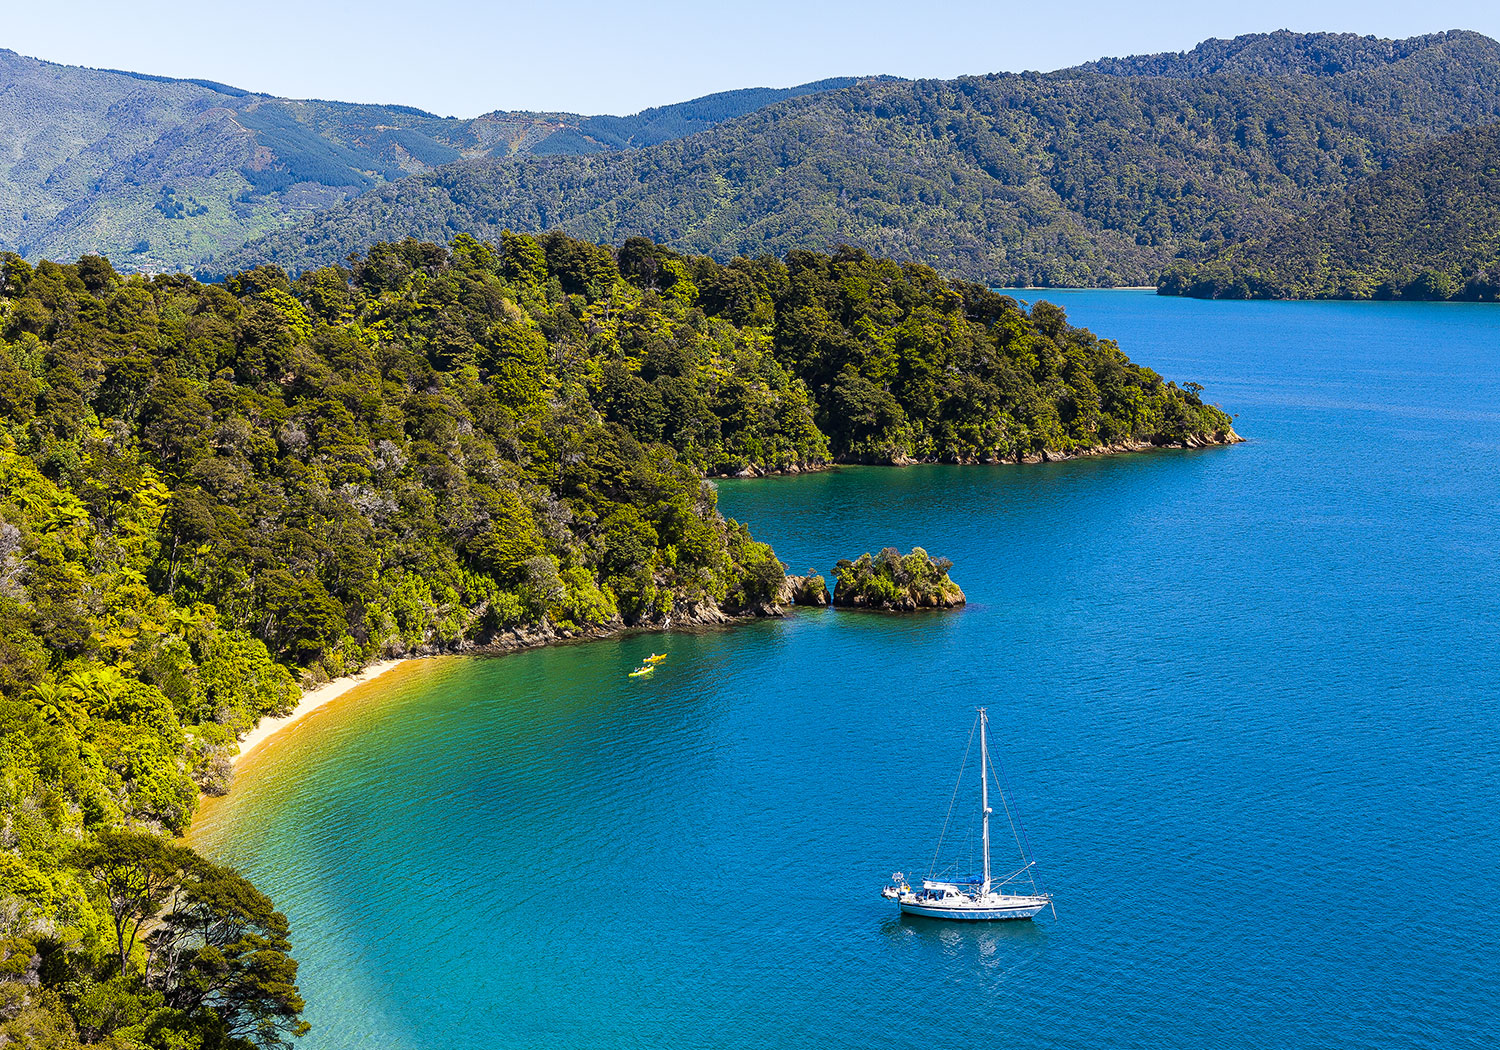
<box><xmin>192</xmin><ymin>293</ymin><xmax>1500</xmax><ymax>1049</ymax></box>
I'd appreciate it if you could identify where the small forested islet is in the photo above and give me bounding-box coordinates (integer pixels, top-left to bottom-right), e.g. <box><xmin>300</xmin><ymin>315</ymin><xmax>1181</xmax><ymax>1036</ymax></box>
<box><xmin>0</xmin><ymin>232</ymin><xmax>1232</xmax><ymax>1046</ymax></box>
<box><xmin>831</xmin><ymin>548</ymin><xmax>966</xmax><ymax>610</ymax></box>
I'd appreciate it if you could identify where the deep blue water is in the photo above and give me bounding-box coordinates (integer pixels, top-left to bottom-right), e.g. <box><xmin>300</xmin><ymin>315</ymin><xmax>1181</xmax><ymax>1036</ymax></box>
<box><xmin>193</xmin><ymin>292</ymin><xmax>1500</xmax><ymax>1049</ymax></box>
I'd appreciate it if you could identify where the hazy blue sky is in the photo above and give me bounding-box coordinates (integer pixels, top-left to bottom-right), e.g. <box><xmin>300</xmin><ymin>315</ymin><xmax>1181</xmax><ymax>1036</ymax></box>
<box><xmin>6</xmin><ymin>0</ymin><xmax>1499</xmax><ymax>116</ymax></box>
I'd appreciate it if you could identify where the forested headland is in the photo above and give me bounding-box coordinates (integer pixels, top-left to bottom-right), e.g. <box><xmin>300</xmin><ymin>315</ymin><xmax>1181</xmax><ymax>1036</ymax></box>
<box><xmin>0</xmin><ymin>231</ymin><xmax>1231</xmax><ymax>1046</ymax></box>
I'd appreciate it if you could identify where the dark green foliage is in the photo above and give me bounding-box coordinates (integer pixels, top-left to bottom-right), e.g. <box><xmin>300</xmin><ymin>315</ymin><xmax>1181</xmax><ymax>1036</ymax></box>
<box><xmin>147</xmin><ymin>859</ymin><xmax>309</xmax><ymax>1048</ymax></box>
<box><xmin>54</xmin><ymin>831</ymin><xmax>309</xmax><ymax>1049</ymax></box>
<box><xmin>1158</xmin><ymin>125</ymin><xmax>1500</xmax><ymax>301</ymax></box>
<box><xmin>0</xmin><ymin>235</ymin><xmax>821</xmax><ymax>884</ymax></box>
<box><xmin>75</xmin><ymin>830</ymin><xmax>197</xmax><ymax>978</ymax></box>
<box><xmin>529</xmin><ymin>129</ymin><xmax>612</xmax><ymax>157</ymax></box>
<box><xmin>374</xmin><ymin>128</ymin><xmax>463</xmax><ymax>168</ymax></box>
<box><xmin>219</xmin><ymin>31</ymin><xmax>1500</xmax><ymax>287</ymax></box>
<box><xmin>234</xmin><ymin>102</ymin><xmax>393</xmax><ymax>191</ymax></box>
<box><xmin>0</xmin><ymin>232</ymin><xmax>1233</xmax><ymax>1046</ymax></box>
<box><xmin>153</xmin><ymin>188</ymin><xmax>208</xmax><ymax>221</ymax></box>
<box><xmin>1081</xmin><ymin>29</ymin><xmax>1473</xmax><ymax>77</ymax></box>
<box><xmin>576</xmin><ymin>78</ymin><xmax>863</xmax><ymax>149</ymax></box>
<box><xmin>831</xmin><ymin>547</ymin><xmax>965</xmax><ymax>610</ymax></box>
<box><xmin>743</xmin><ymin>246</ymin><xmax>1234</xmax><ymax>461</ymax></box>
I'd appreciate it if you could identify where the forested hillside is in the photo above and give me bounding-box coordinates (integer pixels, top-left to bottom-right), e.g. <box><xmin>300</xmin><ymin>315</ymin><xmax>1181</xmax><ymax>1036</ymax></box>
<box><xmin>0</xmin><ymin>230</ymin><xmax>1231</xmax><ymax>1043</ymax></box>
<box><xmin>1080</xmin><ymin>28</ymin><xmax>1467</xmax><ymax>77</ymax></box>
<box><xmin>0</xmin><ymin>48</ymin><xmax>853</xmax><ymax>272</ymax></box>
<box><xmin>219</xmin><ymin>31</ymin><xmax>1500</xmax><ymax>286</ymax></box>
<box><xmin>566</xmin><ymin>78</ymin><xmax>862</xmax><ymax>150</ymax></box>
<box><xmin>1157</xmin><ymin>125</ymin><xmax>1500</xmax><ymax>300</ymax></box>
<box><xmin>11</xmin><ymin>32</ymin><xmax>1500</xmax><ymax>287</ymax></box>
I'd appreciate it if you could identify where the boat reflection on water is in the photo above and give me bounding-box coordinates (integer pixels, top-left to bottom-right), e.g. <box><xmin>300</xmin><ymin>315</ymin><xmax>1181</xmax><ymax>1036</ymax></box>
<box><xmin>880</xmin><ymin>912</ymin><xmax>1046</xmax><ymax>948</ymax></box>
<box><xmin>879</xmin><ymin>908</ymin><xmax>1048</xmax><ymax>985</ymax></box>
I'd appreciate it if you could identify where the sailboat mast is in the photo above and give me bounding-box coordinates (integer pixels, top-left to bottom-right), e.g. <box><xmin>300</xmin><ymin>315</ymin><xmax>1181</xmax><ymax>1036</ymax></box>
<box><xmin>980</xmin><ymin>708</ymin><xmax>992</xmax><ymax>895</ymax></box>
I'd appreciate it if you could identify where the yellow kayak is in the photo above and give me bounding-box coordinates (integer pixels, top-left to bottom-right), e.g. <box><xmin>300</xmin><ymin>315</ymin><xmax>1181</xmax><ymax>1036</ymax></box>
<box><xmin>647</xmin><ymin>653</ymin><xmax>668</xmax><ymax>664</ymax></box>
<box><xmin>628</xmin><ymin>665</ymin><xmax>655</xmax><ymax>678</ymax></box>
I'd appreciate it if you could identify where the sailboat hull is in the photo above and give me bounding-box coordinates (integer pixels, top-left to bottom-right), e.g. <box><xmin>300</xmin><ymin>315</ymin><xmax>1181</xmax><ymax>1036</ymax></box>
<box><xmin>897</xmin><ymin>897</ymin><xmax>1048</xmax><ymax>921</ymax></box>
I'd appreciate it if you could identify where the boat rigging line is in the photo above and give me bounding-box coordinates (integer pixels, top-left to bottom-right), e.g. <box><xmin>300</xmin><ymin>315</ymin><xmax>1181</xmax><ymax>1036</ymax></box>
<box><xmin>985</xmin><ymin>742</ymin><xmax>1055</xmax><ymax>918</ymax></box>
<box><xmin>882</xmin><ymin>707</ymin><xmax>1056</xmax><ymax>922</ymax></box>
<box><xmin>929</xmin><ymin>715</ymin><xmax>979</xmax><ymax>881</ymax></box>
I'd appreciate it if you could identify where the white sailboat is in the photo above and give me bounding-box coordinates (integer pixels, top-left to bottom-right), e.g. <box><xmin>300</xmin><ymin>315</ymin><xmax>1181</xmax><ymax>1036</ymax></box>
<box><xmin>882</xmin><ymin>708</ymin><xmax>1055</xmax><ymax>921</ymax></box>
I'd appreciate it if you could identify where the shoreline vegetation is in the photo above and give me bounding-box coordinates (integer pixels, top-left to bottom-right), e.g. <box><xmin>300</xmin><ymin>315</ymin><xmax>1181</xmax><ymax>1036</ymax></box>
<box><xmin>0</xmin><ymin>231</ymin><xmax>1236</xmax><ymax>1047</ymax></box>
<box><xmin>228</xmin><ymin>431</ymin><xmax>1244</xmax><ymax>762</ymax></box>
<box><xmin>711</xmin><ymin>430</ymin><xmax>1242</xmax><ymax>477</ymax></box>
<box><xmin>241</xmin><ymin>537</ymin><xmax>988</xmax><ymax>766</ymax></box>
<box><xmin>1155</xmin><ymin>126</ymin><xmax>1500</xmax><ymax>304</ymax></box>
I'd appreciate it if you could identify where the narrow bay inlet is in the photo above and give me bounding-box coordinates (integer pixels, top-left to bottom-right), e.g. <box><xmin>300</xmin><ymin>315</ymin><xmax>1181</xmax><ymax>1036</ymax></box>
<box><xmin>188</xmin><ymin>294</ymin><xmax>1500</xmax><ymax>1050</ymax></box>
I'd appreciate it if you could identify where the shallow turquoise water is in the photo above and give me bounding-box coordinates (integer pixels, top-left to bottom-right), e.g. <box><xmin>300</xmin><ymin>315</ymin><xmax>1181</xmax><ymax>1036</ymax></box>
<box><xmin>193</xmin><ymin>292</ymin><xmax>1500</xmax><ymax>1049</ymax></box>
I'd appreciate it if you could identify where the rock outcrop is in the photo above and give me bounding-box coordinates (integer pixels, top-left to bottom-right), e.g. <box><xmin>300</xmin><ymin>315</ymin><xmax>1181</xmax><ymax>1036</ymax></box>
<box><xmin>777</xmin><ymin>574</ymin><xmax>832</xmax><ymax>607</ymax></box>
<box><xmin>472</xmin><ymin>592</ymin><xmax>786</xmax><ymax>657</ymax></box>
<box><xmin>709</xmin><ymin>428</ymin><xmax>1244</xmax><ymax>476</ymax></box>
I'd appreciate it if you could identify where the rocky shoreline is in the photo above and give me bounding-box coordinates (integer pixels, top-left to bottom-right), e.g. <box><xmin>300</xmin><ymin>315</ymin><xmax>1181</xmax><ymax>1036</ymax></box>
<box><xmin>710</xmin><ymin>428</ymin><xmax>1243</xmax><ymax>477</ymax></box>
<box><xmin>471</xmin><ymin>594</ymin><xmax>790</xmax><ymax>657</ymax></box>
<box><xmin>238</xmin><ymin>427</ymin><xmax>1241</xmax><ymax>765</ymax></box>
<box><xmin>290</xmin><ymin>429</ymin><xmax>1249</xmax><ymax>694</ymax></box>
<box><xmin>226</xmin><ymin>556</ymin><xmax>963</xmax><ymax>784</ymax></box>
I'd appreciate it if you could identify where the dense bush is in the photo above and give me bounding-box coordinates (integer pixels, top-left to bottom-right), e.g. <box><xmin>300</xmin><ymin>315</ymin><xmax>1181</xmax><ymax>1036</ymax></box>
<box><xmin>1157</xmin><ymin>124</ymin><xmax>1500</xmax><ymax>301</ymax></box>
<box><xmin>0</xmin><ymin>48</ymin><xmax>852</xmax><ymax>273</ymax></box>
<box><xmin>221</xmin><ymin>32</ymin><xmax>1500</xmax><ymax>287</ymax></box>
<box><xmin>0</xmin><ymin>231</ymin><xmax>1232</xmax><ymax>1045</ymax></box>
<box><xmin>0</xmin><ymin>234</ymin><xmax>798</xmax><ymax>1047</ymax></box>
<box><xmin>832</xmin><ymin>548</ymin><xmax>966</xmax><ymax>610</ymax></box>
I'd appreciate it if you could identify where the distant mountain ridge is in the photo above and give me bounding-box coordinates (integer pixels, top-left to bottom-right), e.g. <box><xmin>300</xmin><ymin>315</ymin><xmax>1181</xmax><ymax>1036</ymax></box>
<box><xmin>215</xmin><ymin>30</ymin><xmax>1500</xmax><ymax>287</ymax></box>
<box><xmin>1157</xmin><ymin>123</ymin><xmax>1500</xmax><ymax>300</ymax></box>
<box><xmin>571</xmin><ymin>78</ymin><xmax>869</xmax><ymax>151</ymax></box>
<box><xmin>0</xmin><ymin>48</ymin><xmax>859</xmax><ymax>270</ymax></box>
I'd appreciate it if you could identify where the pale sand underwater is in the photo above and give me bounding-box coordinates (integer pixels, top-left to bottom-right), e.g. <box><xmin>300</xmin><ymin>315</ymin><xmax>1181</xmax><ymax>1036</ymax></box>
<box><xmin>233</xmin><ymin>658</ymin><xmax>413</xmax><ymax>768</ymax></box>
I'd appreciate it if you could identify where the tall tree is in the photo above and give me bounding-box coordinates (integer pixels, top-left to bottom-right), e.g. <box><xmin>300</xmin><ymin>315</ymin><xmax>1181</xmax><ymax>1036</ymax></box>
<box><xmin>147</xmin><ymin>862</ymin><xmax>310</xmax><ymax>1050</ymax></box>
<box><xmin>73</xmin><ymin>829</ymin><xmax>195</xmax><ymax>978</ymax></box>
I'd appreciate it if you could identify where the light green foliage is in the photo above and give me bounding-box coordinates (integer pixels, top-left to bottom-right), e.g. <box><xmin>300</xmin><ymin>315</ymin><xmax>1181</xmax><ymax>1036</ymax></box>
<box><xmin>0</xmin><ymin>232</ymin><xmax>1231</xmax><ymax>1046</ymax></box>
<box><xmin>0</xmin><ymin>985</ymin><xmax>84</xmax><ymax>1049</ymax></box>
<box><xmin>0</xmin><ymin>232</ymin><xmax>1226</xmax><ymax>701</ymax></box>
<box><xmin>550</xmin><ymin>567</ymin><xmax>620</xmax><ymax>631</ymax></box>
<box><xmin>0</xmin><ymin>237</ymin><xmax>802</xmax><ymax>1043</ymax></box>
<box><xmin>91</xmin><ymin>682</ymin><xmax>197</xmax><ymax>835</ymax></box>
<box><xmin>724</xmin><ymin>522</ymin><xmax>785</xmax><ymax>608</ymax></box>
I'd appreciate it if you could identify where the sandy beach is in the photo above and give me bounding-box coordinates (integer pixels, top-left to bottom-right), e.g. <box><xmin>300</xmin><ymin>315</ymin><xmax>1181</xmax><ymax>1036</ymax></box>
<box><xmin>233</xmin><ymin>658</ymin><xmax>412</xmax><ymax>767</ymax></box>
